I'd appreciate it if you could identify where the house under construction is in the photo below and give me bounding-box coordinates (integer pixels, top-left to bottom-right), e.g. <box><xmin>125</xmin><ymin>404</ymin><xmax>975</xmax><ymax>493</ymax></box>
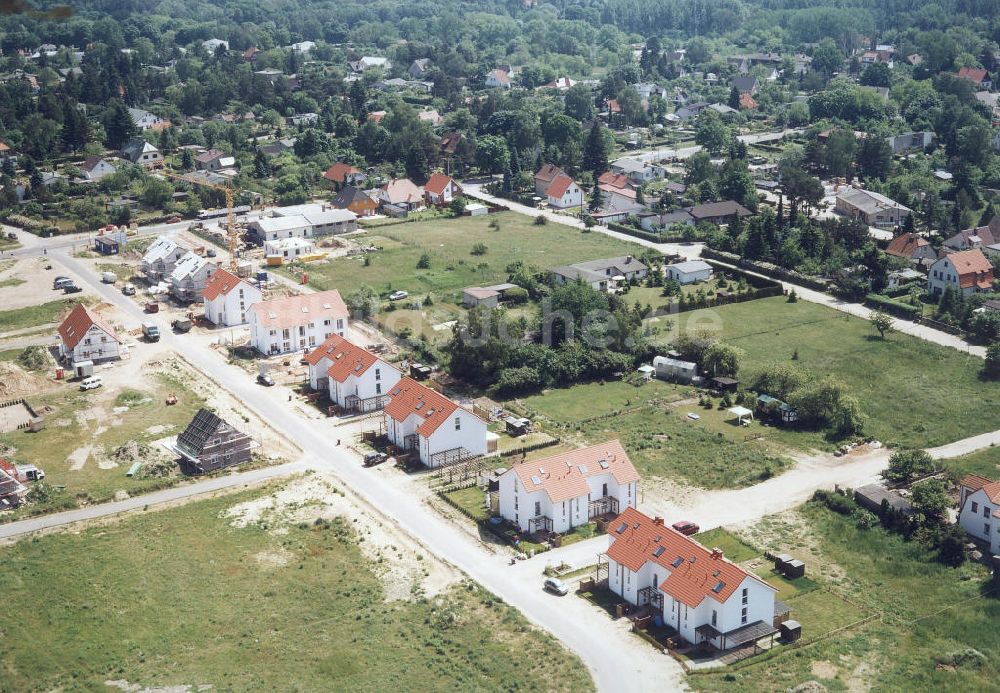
<box><xmin>0</xmin><ymin>462</ymin><xmax>26</xmax><ymax>509</ymax></box>
<box><xmin>175</xmin><ymin>408</ymin><xmax>252</xmax><ymax>474</ymax></box>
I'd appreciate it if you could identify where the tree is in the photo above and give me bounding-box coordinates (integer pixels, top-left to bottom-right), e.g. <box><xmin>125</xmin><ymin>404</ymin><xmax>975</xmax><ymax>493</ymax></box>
<box><xmin>695</xmin><ymin>111</ymin><xmax>729</xmax><ymax>155</ymax></box>
<box><xmin>103</xmin><ymin>100</ymin><xmax>137</xmax><ymax>150</ymax></box>
<box><xmin>140</xmin><ymin>177</ymin><xmax>174</xmax><ymax>209</ymax></box>
<box><xmin>859</xmin><ymin>62</ymin><xmax>892</xmax><ymax>88</ymax></box>
<box><xmin>416</xmin><ymin>252</ymin><xmax>431</xmax><ymax>269</ymax></box>
<box><xmin>588</xmin><ymin>185</ymin><xmax>605</xmax><ymax>212</ymax></box>
<box><xmin>985</xmin><ymin>343</ymin><xmax>1000</xmax><ymax>380</ymax></box>
<box><xmin>564</xmin><ymin>83</ymin><xmax>595</xmax><ymax>121</ymax></box>
<box><xmin>869</xmin><ymin>311</ymin><xmax>895</xmax><ymax>339</ymax></box>
<box><xmin>582</xmin><ymin>122</ymin><xmax>609</xmax><ymax>176</ymax></box>
<box><xmin>882</xmin><ymin>449</ymin><xmax>935</xmax><ymax>484</ymax></box>
<box><xmin>912</xmin><ymin>479</ymin><xmax>949</xmax><ymax>524</ymax></box>
<box><xmin>825</xmin><ymin>129</ymin><xmax>857</xmax><ymax>179</ymax></box>
<box><xmin>856</xmin><ymin>136</ymin><xmax>892</xmax><ymax>181</ymax></box>
<box><xmin>812</xmin><ymin>39</ymin><xmax>843</xmax><ymax>75</ymax></box>
<box><xmin>702</xmin><ymin>342</ymin><xmax>743</xmax><ymax>377</ymax></box>
<box><xmin>180</xmin><ymin>148</ymin><xmax>194</xmax><ymax>171</ymax></box>
<box><xmin>346</xmin><ymin>286</ymin><xmax>379</xmax><ymax>318</ymax></box>
<box><xmin>475</xmin><ymin>135</ymin><xmax>510</xmax><ymax>174</ymax></box>
<box><xmin>727</xmin><ymin>86</ymin><xmax>741</xmax><ymax>110</ymax></box>
<box><xmin>719</xmin><ymin>159</ymin><xmax>757</xmax><ymax>209</ymax></box>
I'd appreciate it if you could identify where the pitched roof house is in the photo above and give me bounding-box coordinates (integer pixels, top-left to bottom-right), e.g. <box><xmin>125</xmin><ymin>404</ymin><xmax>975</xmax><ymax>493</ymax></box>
<box><xmin>550</xmin><ymin>256</ymin><xmax>649</xmax><ymax>292</ymax></box>
<box><xmin>304</xmin><ymin>334</ymin><xmax>402</xmax><ymax>412</ymax></box>
<box><xmin>142</xmin><ymin>236</ymin><xmax>188</xmax><ymax>281</ymax></box>
<box><xmin>58</xmin><ymin>304</ymin><xmax>122</xmax><ymax>364</ymax></box>
<box><xmin>958</xmin><ymin>474</ymin><xmax>1000</xmax><ymax>555</ymax></box>
<box><xmin>331</xmin><ymin>185</ymin><xmax>378</xmax><ymax>217</ymax></box>
<box><xmin>168</xmin><ymin>251</ymin><xmax>217</xmax><ymax>302</ymax></box>
<box><xmin>498</xmin><ymin>440</ymin><xmax>640</xmax><ymax>534</ymax></box>
<box><xmin>423</xmin><ymin>173</ymin><xmax>462</xmax><ymax>205</ymax></box>
<box><xmin>928</xmin><ymin>249</ymin><xmax>995</xmax><ymax>295</ymax></box>
<box><xmin>378</xmin><ymin>178</ymin><xmax>425</xmax><ymax>211</ymax></box>
<box><xmin>885</xmin><ymin>232</ymin><xmax>937</xmax><ymax>263</ymax></box>
<box><xmin>383</xmin><ymin>377</ymin><xmax>488</xmax><ymax>467</ymax></box>
<box><xmin>943</xmin><ymin>225</ymin><xmax>998</xmax><ymax>251</ymax></box>
<box><xmin>175</xmin><ymin>408</ymin><xmax>252</xmax><ymax>474</ymax></box>
<box><xmin>533</xmin><ymin>164</ymin><xmax>582</xmax><ymax>209</ymax></box>
<box><xmin>121</xmin><ymin>138</ymin><xmax>163</xmax><ymax>169</ymax></box>
<box><xmin>958</xmin><ymin>67</ymin><xmax>992</xmax><ymax>88</ymax></box>
<box><xmin>202</xmin><ymin>267</ymin><xmax>262</xmax><ymax>327</ymax></box>
<box><xmin>688</xmin><ymin>200</ymin><xmax>753</xmax><ymax>224</ymax></box>
<box><xmin>485</xmin><ymin>68</ymin><xmax>512</xmax><ymax>88</ymax></box>
<box><xmin>322</xmin><ymin>162</ymin><xmax>365</xmax><ymax>188</ymax></box>
<box><xmin>79</xmin><ymin>155</ymin><xmax>116</xmax><ymax>181</ymax></box>
<box><xmin>248</xmin><ymin>289</ymin><xmax>349</xmax><ymax>355</ymax></box>
<box><xmin>605</xmin><ymin>507</ymin><xmax>778</xmax><ymax>651</ymax></box>
<box><xmin>835</xmin><ymin>187</ymin><xmax>911</xmax><ymax>228</ymax></box>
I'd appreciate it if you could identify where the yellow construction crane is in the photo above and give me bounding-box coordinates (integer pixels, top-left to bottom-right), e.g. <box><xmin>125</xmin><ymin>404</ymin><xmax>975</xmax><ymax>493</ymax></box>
<box><xmin>161</xmin><ymin>171</ymin><xmax>242</xmax><ymax>272</ymax></box>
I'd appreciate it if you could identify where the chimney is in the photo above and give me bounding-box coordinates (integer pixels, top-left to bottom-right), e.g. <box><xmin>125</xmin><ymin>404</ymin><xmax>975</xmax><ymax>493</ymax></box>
<box><xmin>625</xmin><ymin>255</ymin><xmax>633</xmax><ymax>264</ymax></box>
<box><xmin>653</xmin><ymin>516</ymin><xmax>664</xmax><ymax>527</ymax></box>
<box><xmin>711</xmin><ymin>547</ymin><xmax>723</xmax><ymax>560</ymax></box>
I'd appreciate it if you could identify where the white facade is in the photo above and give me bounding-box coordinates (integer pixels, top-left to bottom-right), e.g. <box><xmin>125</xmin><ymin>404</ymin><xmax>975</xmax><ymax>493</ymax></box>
<box><xmin>203</xmin><ymin>278</ymin><xmax>261</xmax><ymax>327</ymax></box>
<box><xmin>80</xmin><ymin>158</ymin><xmax>116</xmax><ymax>181</ymax></box>
<box><xmin>385</xmin><ymin>406</ymin><xmax>488</xmax><ymax>467</ymax></box>
<box><xmin>142</xmin><ymin>236</ymin><xmax>188</xmax><ymax>281</ymax></box>
<box><xmin>60</xmin><ymin>323</ymin><xmax>121</xmax><ymax>363</ymax></box>
<box><xmin>168</xmin><ymin>252</ymin><xmax>216</xmax><ymax>302</ymax></box>
<box><xmin>666</xmin><ymin>260</ymin><xmax>713</xmax><ymax>284</ymax></box>
<box><xmin>248</xmin><ymin>292</ymin><xmax>349</xmax><ymax>356</ymax></box>
<box><xmin>265</xmin><ymin>237</ymin><xmax>315</xmax><ymax>260</ymax></box>
<box><xmin>958</xmin><ymin>484</ymin><xmax>1000</xmax><ymax>555</ymax></box>
<box><xmin>498</xmin><ymin>469</ymin><xmax>637</xmax><ymax>534</ymax></box>
<box><xmin>548</xmin><ymin>182</ymin><xmax>583</xmax><ymax>209</ymax></box>
<box><xmin>327</xmin><ymin>360</ymin><xmax>402</xmax><ymax>411</ymax></box>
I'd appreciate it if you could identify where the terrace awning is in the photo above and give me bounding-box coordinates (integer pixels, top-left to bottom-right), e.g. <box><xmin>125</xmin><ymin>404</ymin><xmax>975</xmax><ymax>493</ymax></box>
<box><xmin>727</xmin><ymin>406</ymin><xmax>754</xmax><ymax>424</ymax></box>
<box><xmin>695</xmin><ymin>620</ymin><xmax>777</xmax><ymax>647</ymax></box>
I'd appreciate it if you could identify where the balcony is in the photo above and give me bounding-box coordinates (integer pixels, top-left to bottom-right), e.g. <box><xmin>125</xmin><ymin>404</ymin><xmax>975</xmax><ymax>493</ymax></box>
<box><xmin>588</xmin><ymin>495</ymin><xmax>620</xmax><ymax>520</ymax></box>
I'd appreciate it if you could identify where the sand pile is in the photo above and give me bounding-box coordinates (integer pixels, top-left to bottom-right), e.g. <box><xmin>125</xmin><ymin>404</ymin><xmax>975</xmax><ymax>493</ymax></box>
<box><xmin>0</xmin><ymin>362</ymin><xmax>56</xmax><ymax>399</ymax></box>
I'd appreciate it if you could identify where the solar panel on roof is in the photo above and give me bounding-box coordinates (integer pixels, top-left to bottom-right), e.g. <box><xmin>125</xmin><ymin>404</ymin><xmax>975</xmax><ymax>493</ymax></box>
<box><xmin>415</xmin><ymin>401</ymin><xmax>424</xmax><ymax>410</ymax></box>
<box><xmin>615</xmin><ymin>522</ymin><xmax>628</xmax><ymax>534</ymax></box>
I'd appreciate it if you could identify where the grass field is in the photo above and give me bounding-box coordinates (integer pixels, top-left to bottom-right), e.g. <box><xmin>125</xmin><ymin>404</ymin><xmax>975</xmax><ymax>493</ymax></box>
<box><xmin>294</xmin><ymin>211</ymin><xmax>645</xmax><ymax>299</ymax></box>
<box><xmin>516</xmin><ymin>379</ymin><xmax>793</xmax><ymax>488</ymax></box>
<box><xmin>693</xmin><ymin>527</ymin><xmax>759</xmax><ymax>563</ymax></box>
<box><xmin>940</xmin><ymin>447</ymin><xmax>1000</xmax><ymax>481</ymax></box>
<box><xmin>0</xmin><ymin>297</ymin><xmax>86</xmax><ymax>334</ymax></box>
<box><xmin>691</xmin><ymin>501</ymin><xmax>1000</xmax><ymax>691</ymax></box>
<box><xmin>0</xmin><ymin>485</ymin><xmax>594</xmax><ymax>691</ymax></box>
<box><xmin>648</xmin><ymin>297</ymin><xmax>998</xmax><ymax>448</ymax></box>
<box><xmin>0</xmin><ymin>371</ymin><xmax>208</xmax><ymax>518</ymax></box>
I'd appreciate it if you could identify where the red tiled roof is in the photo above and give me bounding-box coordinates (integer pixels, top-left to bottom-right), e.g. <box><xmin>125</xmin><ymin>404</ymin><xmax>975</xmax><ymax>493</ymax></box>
<box><xmin>58</xmin><ymin>304</ymin><xmax>121</xmax><ymax>350</ymax></box>
<box><xmin>323</xmin><ymin>162</ymin><xmax>362</xmax><ymax>183</ymax></box>
<box><xmin>546</xmin><ymin>174</ymin><xmax>575</xmax><ymax>199</ymax></box>
<box><xmin>488</xmin><ymin>69</ymin><xmax>511</xmax><ymax>85</ymax></box>
<box><xmin>598</xmin><ymin>171</ymin><xmax>632</xmax><ymax>189</ymax></box>
<box><xmin>534</xmin><ymin>163</ymin><xmax>565</xmax><ymax>184</ymax></box>
<box><xmin>0</xmin><ymin>140</ymin><xmax>10</xmax><ymax>152</ymax></box>
<box><xmin>424</xmin><ymin>172</ymin><xmax>458</xmax><ymax>196</ymax></box>
<box><xmin>961</xmin><ymin>474</ymin><xmax>1000</xmax><ymax>515</ymax></box>
<box><xmin>249</xmin><ymin>290</ymin><xmax>348</xmax><ymax>331</ymax></box>
<box><xmin>886</xmin><ymin>232</ymin><xmax>929</xmax><ymax>259</ymax></box>
<box><xmin>202</xmin><ymin>267</ymin><xmax>248</xmax><ymax>301</ymax></box>
<box><xmin>739</xmin><ymin>93</ymin><xmax>758</xmax><ymax>110</ymax></box>
<box><xmin>599</xmin><ymin>184</ymin><xmax>636</xmax><ymax>200</ymax></box>
<box><xmin>947</xmin><ymin>249</ymin><xmax>995</xmax><ymax>290</ymax></box>
<box><xmin>303</xmin><ymin>334</ymin><xmax>382</xmax><ymax>383</ymax></box>
<box><xmin>367</xmin><ymin>110</ymin><xmax>386</xmax><ymax>124</ymax></box>
<box><xmin>384</xmin><ymin>377</ymin><xmax>480</xmax><ymax>437</ymax></box>
<box><xmin>608</xmin><ymin>99</ymin><xmax>621</xmax><ymax>113</ymax></box>
<box><xmin>959</xmin><ymin>67</ymin><xmax>989</xmax><ymax>83</ymax></box>
<box><xmin>511</xmin><ymin>440</ymin><xmax>639</xmax><ymax>503</ymax></box>
<box><xmin>606</xmin><ymin>507</ymin><xmax>774</xmax><ymax>608</ymax></box>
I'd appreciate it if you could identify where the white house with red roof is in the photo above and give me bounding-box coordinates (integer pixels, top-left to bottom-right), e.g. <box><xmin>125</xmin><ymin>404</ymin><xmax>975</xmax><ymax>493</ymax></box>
<box><xmin>958</xmin><ymin>475</ymin><xmax>1000</xmax><ymax>555</ymax></box>
<box><xmin>248</xmin><ymin>290</ymin><xmax>348</xmax><ymax>355</ymax></box>
<box><xmin>927</xmin><ymin>249</ymin><xmax>995</xmax><ymax>295</ymax></box>
<box><xmin>322</xmin><ymin>162</ymin><xmax>365</xmax><ymax>188</ymax></box>
<box><xmin>383</xmin><ymin>377</ymin><xmax>488</xmax><ymax>467</ymax></box>
<box><xmin>485</xmin><ymin>68</ymin><xmax>513</xmax><ymax>89</ymax></box>
<box><xmin>304</xmin><ymin>334</ymin><xmax>402</xmax><ymax>412</ymax></box>
<box><xmin>605</xmin><ymin>507</ymin><xmax>778</xmax><ymax>651</ymax></box>
<box><xmin>497</xmin><ymin>440</ymin><xmax>640</xmax><ymax>535</ymax></box>
<box><xmin>423</xmin><ymin>173</ymin><xmax>462</xmax><ymax>205</ymax></box>
<box><xmin>202</xmin><ymin>267</ymin><xmax>262</xmax><ymax>327</ymax></box>
<box><xmin>533</xmin><ymin>164</ymin><xmax>582</xmax><ymax>209</ymax></box>
<box><xmin>57</xmin><ymin>304</ymin><xmax>123</xmax><ymax>364</ymax></box>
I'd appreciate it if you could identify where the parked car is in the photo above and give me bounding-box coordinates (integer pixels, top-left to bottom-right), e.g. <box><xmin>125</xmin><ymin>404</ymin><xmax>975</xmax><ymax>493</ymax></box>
<box><xmin>256</xmin><ymin>373</ymin><xmax>275</xmax><ymax>386</ymax></box>
<box><xmin>166</xmin><ymin>215</ymin><xmax>182</xmax><ymax>223</ymax></box>
<box><xmin>63</xmin><ymin>284</ymin><xmax>83</xmax><ymax>294</ymax></box>
<box><xmin>206</xmin><ymin>248</ymin><xmax>217</xmax><ymax>258</ymax></box>
<box><xmin>671</xmin><ymin>520</ymin><xmax>699</xmax><ymax>536</ymax></box>
<box><xmin>543</xmin><ymin>577</ymin><xmax>569</xmax><ymax>596</ymax></box>
<box><xmin>388</xmin><ymin>290</ymin><xmax>409</xmax><ymax>301</ymax></box>
<box><xmin>144</xmin><ymin>302</ymin><xmax>159</xmax><ymax>313</ymax></box>
<box><xmin>122</xmin><ymin>283</ymin><xmax>136</xmax><ymax>296</ymax></box>
<box><xmin>53</xmin><ymin>277</ymin><xmax>73</xmax><ymax>290</ymax></box>
<box><xmin>363</xmin><ymin>451</ymin><xmax>388</xmax><ymax>467</ymax></box>
<box><xmin>79</xmin><ymin>375</ymin><xmax>103</xmax><ymax>390</ymax></box>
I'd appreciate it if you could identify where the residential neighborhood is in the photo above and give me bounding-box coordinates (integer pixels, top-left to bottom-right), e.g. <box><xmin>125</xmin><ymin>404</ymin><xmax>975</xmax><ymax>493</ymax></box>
<box><xmin>2</xmin><ymin>0</ymin><xmax>1000</xmax><ymax>690</ymax></box>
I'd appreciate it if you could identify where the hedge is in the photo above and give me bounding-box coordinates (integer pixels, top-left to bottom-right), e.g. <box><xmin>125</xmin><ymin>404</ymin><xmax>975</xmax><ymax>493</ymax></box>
<box><xmin>864</xmin><ymin>293</ymin><xmax>921</xmax><ymax>320</ymax></box>
<box><xmin>605</xmin><ymin>221</ymin><xmax>687</xmax><ymax>244</ymax></box>
<box><xmin>700</xmin><ymin>247</ymin><xmax>832</xmax><ymax>292</ymax></box>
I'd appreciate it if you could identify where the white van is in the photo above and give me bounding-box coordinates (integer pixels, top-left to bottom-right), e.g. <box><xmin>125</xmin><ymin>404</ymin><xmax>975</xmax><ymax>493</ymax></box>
<box><xmin>79</xmin><ymin>375</ymin><xmax>103</xmax><ymax>390</ymax></box>
<box><xmin>101</xmin><ymin>271</ymin><xmax>117</xmax><ymax>284</ymax></box>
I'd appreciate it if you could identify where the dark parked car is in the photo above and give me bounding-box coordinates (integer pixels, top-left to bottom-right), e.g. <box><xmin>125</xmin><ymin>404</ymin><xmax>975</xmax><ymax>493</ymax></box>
<box><xmin>256</xmin><ymin>373</ymin><xmax>275</xmax><ymax>386</ymax></box>
<box><xmin>363</xmin><ymin>451</ymin><xmax>388</xmax><ymax>467</ymax></box>
<box><xmin>671</xmin><ymin>520</ymin><xmax>699</xmax><ymax>536</ymax></box>
<box><xmin>63</xmin><ymin>284</ymin><xmax>83</xmax><ymax>294</ymax></box>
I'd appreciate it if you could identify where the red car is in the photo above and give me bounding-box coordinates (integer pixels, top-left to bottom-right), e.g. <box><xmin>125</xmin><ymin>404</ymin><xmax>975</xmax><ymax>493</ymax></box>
<box><xmin>671</xmin><ymin>520</ymin><xmax>699</xmax><ymax>536</ymax></box>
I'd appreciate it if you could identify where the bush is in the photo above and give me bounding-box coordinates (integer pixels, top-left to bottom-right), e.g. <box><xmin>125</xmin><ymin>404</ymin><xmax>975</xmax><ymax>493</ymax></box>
<box><xmin>534</xmin><ymin>215</ymin><xmax>547</xmax><ymax>226</ymax></box>
<box><xmin>864</xmin><ymin>293</ymin><xmax>921</xmax><ymax>320</ymax></box>
<box><xmin>471</xmin><ymin>242</ymin><xmax>488</xmax><ymax>256</ymax></box>
<box><xmin>813</xmin><ymin>489</ymin><xmax>857</xmax><ymax>515</ymax></box>
<box><xmin>416</xmin><ymin>252</ymin><xmax>431</xmax><ymax>269</ymax></box>
<box><xmin>15</xmin><ymin>345</ymin><xmax>47</xmax><ymax>371</ymax></box>
<box><xmin>853</xmin><ymin>508</ymin><xmax>879</xmax><ymax>529</ymax></box>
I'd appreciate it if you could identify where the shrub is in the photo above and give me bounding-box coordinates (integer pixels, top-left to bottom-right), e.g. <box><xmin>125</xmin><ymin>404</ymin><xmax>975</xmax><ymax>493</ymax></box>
<box><xmin>471</xmin><ymin>242</ymin><xmax>488</xmax><ymax>256</ymax></box>
<box><xmin>813</xmin><ymin>489</ymin><xmax>857</xmax><ymax>515</ymax></box>
<box><xmin>15</xmin><ymin>345</ymin><xmax>47</xmax><ymax>371</ymax></box>
<box><xmin>534</xmin><ymin>215</ymin><xmax>547</xmax><ymax>226</ymax></box>
<box><xmin>416</xmin><ymin>253</ymin><xmax>431</xmax><ymax>269</ymax></box>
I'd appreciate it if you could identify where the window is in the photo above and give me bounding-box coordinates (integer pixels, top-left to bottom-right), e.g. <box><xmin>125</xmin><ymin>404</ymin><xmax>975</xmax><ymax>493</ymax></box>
<box><xmin>324</xmin><ymin>319</ymin><xmax>331</xmax><ymax>326</ymax></box>
<box><xmin>985</xmin><ymin>506</ymin><xmax>992</xmax><ymax>518</ymax></box>
<box><xmin>741</xmin><ymin>607</ymin><xmax>748</xmax><ymax>624</ymax></box>
<box><xmin>742</xmin><ymin>587</ymin><xmax>748</xmax><ymax>605</ymax></box>
<box><xmin>375</xmin><ymin>368</ymin><xmax>381</xmax><ymax>381</ymax></box>
<box><xmin>602</xmin><ymin>482</ymin><xmax>608</xmax><ymax>497</ymax></box>
<box><xmin>375</xmin><ymin>383</ymin><xmax>381</xmax><ymax>394</ymax></box>
<box><xmin>337</xmin><ymin>319</ymin><xmax>344</xmax><ymax>329</ymax></box>
<box><xmin>986</xmin><ymin>523</ymin><xmax>992</xmax><ymax>536</ymax></box>
<box><xmin>534</xmin><ymin>501</ymin><xmax>541</xmax><ymax>517</ymax></box>
<box><xmin>454</xmin><ymin>416</ymin><xmax>461</xmax><ymax>431</ymax></box>
<box><xmin>711</xmin><ymin>610</ymin><xmax>717</xmax><ymax>627</ymax></box>
<box><xmin>973</xmin><ymin>501</ymin><xmax>979</xmax><ymax>513</ymax></box>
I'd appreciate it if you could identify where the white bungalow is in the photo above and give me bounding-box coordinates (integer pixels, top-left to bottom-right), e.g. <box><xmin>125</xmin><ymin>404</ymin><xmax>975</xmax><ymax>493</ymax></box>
<box><xmin>665</xmin><ymin>260</ymin><xmax>713</xmax><ymax>284</ymax></box>
<box><xmin>497</xmin><ymin>440</ymin><xmax>640</xmax><ymax>535</ymax></box>
<box><xmin>383</xmin><ymin>377</ymin><xmax>488</xmax><ymax>467</ymax></box>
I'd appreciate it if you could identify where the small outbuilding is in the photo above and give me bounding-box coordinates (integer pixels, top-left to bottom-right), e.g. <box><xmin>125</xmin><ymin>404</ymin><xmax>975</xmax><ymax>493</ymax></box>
<box><xmin>653</xmin><ymin>355</ymin><xmax>698</xmax><ymax>383</ymax></box>
<box><xmin>727</xmin><ymin>405</ymin><xmax>754</xmax><ymax>426</ymax></box>
<box><xmin>779</xmin><ymin>620</ymin><xmax>802</xmax><ymax>642</ymax></box>
<box><xmin>710</xmin><ymin>376</ymin><xmax>739</xmax><ymax>393</ymax></box>
<box><xmin>94</xmin><ymin>235</ymin><xmax>120</xmax><ymax>255</ymax></box>
<box><xmin>665</xmin><ymin>260</ymin><xmax>713</xmax><ymax>285</ymax></box>
<box><xmin>463</xmin><ymin>286</ymin><xmax>501</xmax><ymax>308</ymax></box>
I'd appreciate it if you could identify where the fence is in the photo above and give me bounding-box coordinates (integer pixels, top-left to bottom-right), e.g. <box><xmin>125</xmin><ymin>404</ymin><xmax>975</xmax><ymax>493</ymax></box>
<box><xmin>499</xmin><ymin>438</ymin><xmax>562</xmax><ymax>458</ymax></box>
